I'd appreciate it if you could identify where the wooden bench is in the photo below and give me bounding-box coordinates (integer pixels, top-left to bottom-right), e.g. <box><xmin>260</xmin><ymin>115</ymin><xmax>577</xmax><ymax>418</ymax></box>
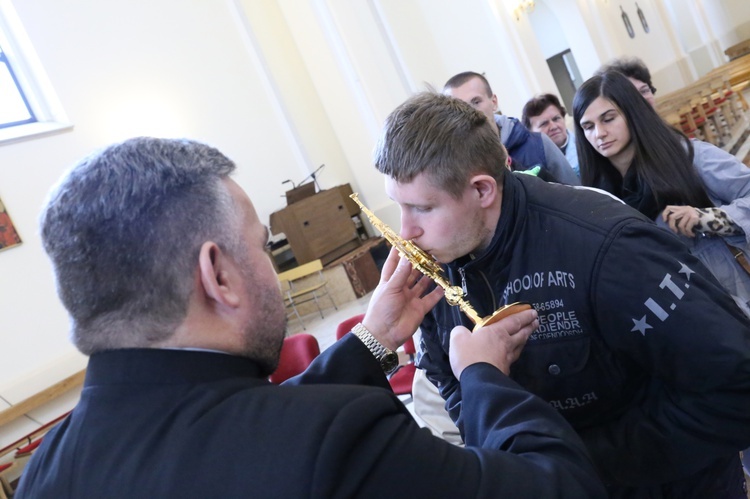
<box><xmin>656</xmin><ymin>67</ymin><xmax>748</xmax><ymax>147</ymax></box>
<box><xmin>725</xmin><ymin>39</ymin><xmax>750</xmax><ymax>61</ymax></box>
<box><xmin>708</xmin><ymin>52</ymin><xmax>750</xmax><ymax>88</ymax></box>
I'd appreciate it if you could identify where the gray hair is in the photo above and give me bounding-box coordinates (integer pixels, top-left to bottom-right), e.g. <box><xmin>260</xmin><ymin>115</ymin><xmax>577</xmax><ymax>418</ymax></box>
<box><xmin>374</xmin><ymin>92</ymin><xmax>506</xmax><ymax>197</ymax></box>
<box><xmin>41</xmin><ymin>137</ymin><xmax>240</xmax><ymax>354</ymax></box>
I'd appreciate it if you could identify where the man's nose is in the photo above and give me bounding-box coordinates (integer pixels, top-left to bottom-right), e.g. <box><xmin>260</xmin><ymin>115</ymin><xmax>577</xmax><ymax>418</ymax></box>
<box><xmin>399</xmin><ymin>214</ymin><xmax>421</xmax><ymax>241</ymax></box>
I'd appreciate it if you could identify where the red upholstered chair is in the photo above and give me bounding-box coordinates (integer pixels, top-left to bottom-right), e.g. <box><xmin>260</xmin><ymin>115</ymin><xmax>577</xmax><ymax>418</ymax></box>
<box><xmin>335</xmin><ymin>313</ymin><xmax>365</xmax><ymax>340</ymax></box>
<box><xmin>14</xmin><ymin>438</ymin><xmax>43</xmax><ymax>457</ymax></box>
<box><xmin>335</xmin><ymin>313</ymin><xmax>417</xmax><ymax>400</ymax></box>
<box><xmin>388</xmin><ymin>336</ymin><xmax>417</xmax><ymax>400</ymax></box>
<box><xmin>269</xmin><ymin>333</ymin><xmax>321</xmax><ymax>384</ymax></box>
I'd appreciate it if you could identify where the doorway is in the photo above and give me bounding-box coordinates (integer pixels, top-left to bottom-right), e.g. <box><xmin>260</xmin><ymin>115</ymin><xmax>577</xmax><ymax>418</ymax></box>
<box><xmin>546</xmin><ymin>49</ymin><xmax>583</xmax><ymax>112</ymax></box>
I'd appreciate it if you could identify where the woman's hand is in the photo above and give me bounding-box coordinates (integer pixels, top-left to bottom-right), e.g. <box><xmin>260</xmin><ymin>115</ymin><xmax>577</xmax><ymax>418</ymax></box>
<box><xmin>662</xmin><ymin>205</ymin><xmax>700</xmax><ymax>237</ymax></box>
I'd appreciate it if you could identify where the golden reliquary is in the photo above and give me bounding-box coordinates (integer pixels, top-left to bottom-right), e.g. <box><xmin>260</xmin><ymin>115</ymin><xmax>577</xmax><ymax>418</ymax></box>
<box><xmin>350</xmin><ymin>193</ymin><xmax>530</xmax><ymax>331</ymax></box>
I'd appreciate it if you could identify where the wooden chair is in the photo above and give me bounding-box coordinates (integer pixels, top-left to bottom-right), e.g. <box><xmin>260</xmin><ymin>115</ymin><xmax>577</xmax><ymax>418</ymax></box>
<box><xmin>689</xmin><ymin>95</ymin><xmax>719</xmax><ymax>146</ymax></box>
<box><xmin>725</xmin><ymin>39</ymin><xmax>750</xmax><ymax>61</ymax></box>
<box><xmin>278</xmin><ymin>259</ymin><xmax>337</xmax><ymax>330</ymax></box>
<box><xmin>664</xmin><ymin>109</ymin><xmax>693</xmax><ymax>139</ymax></box>
<box><xmin>656</xmin><ymin>61</ymin><xmax>750</xmax><ymax>150</ymax></box>
<box><xmin>709</xmin><ymin>77</ymin><xmax>737</xmax><ymax>129</ymax></box>
<box><xmin>699</xmin><ymin>86</ymin><xmax>730</xmax><ymax>144</ymax></box>
<box><xmin>670</xmin><ymin>103</ymin><xmax>701</xmax><ymax>140</ymax></box>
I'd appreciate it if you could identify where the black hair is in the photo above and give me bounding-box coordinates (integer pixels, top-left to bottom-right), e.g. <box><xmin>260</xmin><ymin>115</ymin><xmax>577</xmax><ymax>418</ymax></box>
<box><xmin>572</xmin><ymin>71</ymin><xmax>711</xmax><ymax>214</ymax></box>
<box><xmin>595</xmin><ymin>57</ymin><xmax>656</xmax><ymax>94</ymax></box>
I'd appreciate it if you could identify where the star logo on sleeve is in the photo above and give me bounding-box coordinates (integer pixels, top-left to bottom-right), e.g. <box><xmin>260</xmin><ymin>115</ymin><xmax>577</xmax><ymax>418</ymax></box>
<box><xmin>678</xmin><ymin>262</ymin><xmax>695</xmax><ymax>281</ymax></box>
<box><xmin>631</xmin><ymin>315</ymin><xmax>653</xmax><ymax>336</ymax></box>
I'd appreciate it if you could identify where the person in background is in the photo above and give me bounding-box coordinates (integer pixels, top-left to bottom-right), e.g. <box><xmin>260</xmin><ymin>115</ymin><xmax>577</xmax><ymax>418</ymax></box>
<box><xmin>522</xmin><ymin>93</ymin><xmax>580</xmax><ymax>177</ymax></box>
<box><xmin>377</xmin><ymin>91</ymin><xmax>750</xmax><ymax>498</ymax></box>
<box><xmin>443</xmin><ymin>71</ymin><xmax>579</xmax><ymax>185</ymax></box>
<box><xmin>596</xmin><ymin>56</ymin><xmax>657</xmax><ymax>107</ymax></box>
<box><xmin>574</xmin><ymin>70</ymin><xmax>750</xmax><ymax>317</ymax></box>
<box><xmin>410</xmin><ymin>327</ymin><xmax>464</xmax><ymax>447</ymax></box>
<box><xmin>16</xmin><ymin>136</ymin><xmax>605</xmax><ymax>499</ymax></box>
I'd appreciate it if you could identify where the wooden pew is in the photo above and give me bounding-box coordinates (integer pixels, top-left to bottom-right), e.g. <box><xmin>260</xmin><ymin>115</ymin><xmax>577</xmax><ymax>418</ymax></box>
<box><xmin>656</xmin><ymin>67</ymin><xmax>749</xmax><ymax>148</ymax></box>
<box><xmin>725</xmin><ymin>39</ymin><xmax>750</xmax><ymax>61</ymax></box>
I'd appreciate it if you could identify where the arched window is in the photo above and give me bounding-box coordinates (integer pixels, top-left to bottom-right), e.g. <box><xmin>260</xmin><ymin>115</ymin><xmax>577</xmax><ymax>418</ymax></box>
<box><xmin>0</xmin><ymin>0</ymin><xmax>70</xmax><ymax>143</ymax></box>
<box><xmin>0</xmin><ymin>42</ymin><xmax>36</xmax><ymax>129</ymax></box>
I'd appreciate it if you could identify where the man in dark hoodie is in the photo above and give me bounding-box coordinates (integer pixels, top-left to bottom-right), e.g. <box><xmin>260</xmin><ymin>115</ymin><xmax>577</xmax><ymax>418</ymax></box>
<box><xmin>378</xmin><ymin>91</ymin><xmax>750</xmax><ymax>498</ymax></box>
<box><xmin>444</xmin><ymin>71</ymin><xmax>579</xmax><ymax>185</ymax></box>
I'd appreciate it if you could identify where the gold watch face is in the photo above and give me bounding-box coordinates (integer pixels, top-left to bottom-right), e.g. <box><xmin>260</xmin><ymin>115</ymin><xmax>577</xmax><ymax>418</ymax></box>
<box><xmin>382</xmin><ymin>352</ymin><xmax>399</xmax><ymax>375</ymax></box>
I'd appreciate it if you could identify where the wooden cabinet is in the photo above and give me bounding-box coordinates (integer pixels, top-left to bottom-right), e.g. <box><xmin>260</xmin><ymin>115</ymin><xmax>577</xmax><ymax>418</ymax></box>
<box><xmin>325</xmin><ymin>238</ymin><xmax>386</xmax><ymax>297</ymax></box>
<box><xmin>269</xmin><ymin>184</ymin><xmax>362</xmax><ymax>266</ymax></box>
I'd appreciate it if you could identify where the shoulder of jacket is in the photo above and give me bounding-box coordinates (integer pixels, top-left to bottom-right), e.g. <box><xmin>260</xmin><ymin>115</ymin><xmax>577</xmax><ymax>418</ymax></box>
<box><xmin>520</xmin><ymin>178</ymin><xmax>644</xmax><ymax>229</ymax></box>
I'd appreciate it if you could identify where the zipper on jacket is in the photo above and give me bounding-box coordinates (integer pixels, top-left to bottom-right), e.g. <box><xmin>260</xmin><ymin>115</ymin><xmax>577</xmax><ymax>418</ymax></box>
<box><xmin>478</xmin><ymin>270</ymin><xmax>498</xmax><ymax>310</ymax></box>
<box><xmin>458</xmin><ymin>267</ymin><xmax>468</xmax><ymax>298</ymax></box>
<box><xmin>456</xmin><ymin>266</ymin><xmax>497</xmax><ymax>314</ymax></box>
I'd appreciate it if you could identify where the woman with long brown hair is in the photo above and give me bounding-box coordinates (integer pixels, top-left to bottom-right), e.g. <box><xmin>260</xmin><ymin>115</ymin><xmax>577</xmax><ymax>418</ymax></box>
<box><xmin>574</xmin><ymin>70</ymin><xmax>750</xmax><ymax>316</ymax></box>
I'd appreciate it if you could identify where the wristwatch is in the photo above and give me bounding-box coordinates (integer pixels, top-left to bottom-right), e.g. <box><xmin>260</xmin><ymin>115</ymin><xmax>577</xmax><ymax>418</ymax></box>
<box><xmin>351</xmin><ymin>322</ymin><xmax>400</xmax><ymax>375</ymax></box>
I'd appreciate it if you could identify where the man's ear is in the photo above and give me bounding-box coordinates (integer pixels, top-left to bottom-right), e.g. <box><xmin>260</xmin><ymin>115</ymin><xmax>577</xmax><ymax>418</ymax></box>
<box><xmin>469</xmin><ymin>175</ymin><xmax>499</xmax><ymax>208</ymax></box>
<box><xmin>198</xmin><ymin>241</ymin><xmax>241</xmax><ymax>308</ymax></box>
<box><xmin>491</xmin><ymin>94</ymin><xmax>499</xmax><ymax>113</ymax></box>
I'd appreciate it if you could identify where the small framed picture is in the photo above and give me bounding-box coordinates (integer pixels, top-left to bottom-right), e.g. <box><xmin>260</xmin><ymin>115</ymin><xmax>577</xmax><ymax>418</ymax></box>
<box><xmin>0</xmin><ymin>196</ymin><xmax>22</xmax><ymax>251</ymax></box>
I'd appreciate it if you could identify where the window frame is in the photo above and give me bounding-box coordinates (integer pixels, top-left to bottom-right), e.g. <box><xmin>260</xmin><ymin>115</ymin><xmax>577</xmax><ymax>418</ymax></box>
<box><xmin>0</xmin><ymin>0</ymin><xmax>71</xmax><ymax>145</ymax></box>
<box><xmin>0</xmin><ymin>42</ymin><xmax>37</xmax><ymax>130</ymax></box>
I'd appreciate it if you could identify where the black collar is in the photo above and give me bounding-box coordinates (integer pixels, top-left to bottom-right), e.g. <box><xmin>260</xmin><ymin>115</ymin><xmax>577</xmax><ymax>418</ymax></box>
<box><xmin>86</xmin><ymin>348</ymin><xmax>266</xmax><ymax>386</ymax></box>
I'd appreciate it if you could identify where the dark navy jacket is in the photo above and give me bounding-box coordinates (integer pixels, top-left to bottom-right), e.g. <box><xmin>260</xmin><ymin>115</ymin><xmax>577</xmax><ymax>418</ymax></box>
<box><xmin>16</xmin><ymin>335</ymin><xmax>605</xmax><ymax>498</ymax></box>
<box><xmin>495</xmin><ymin>115</ymin><xmax>579</xmax><ymax>186</ymax></box>
<box><xmin>418</xmin><ymin>173</ymin><xmax>750</xmax><ymax>496</ymax></box>
<box><xmin>504</xmin><ymin>117</ymin><xmax>545</xmax><ymax>170</ymax></box>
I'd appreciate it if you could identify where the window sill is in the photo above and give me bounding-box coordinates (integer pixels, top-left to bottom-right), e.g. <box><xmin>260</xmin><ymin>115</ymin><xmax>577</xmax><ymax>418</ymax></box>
<box><xmin>0</xmin><ymin>121</ymin><xmax>73</xmax><ymax>146</ymax></box>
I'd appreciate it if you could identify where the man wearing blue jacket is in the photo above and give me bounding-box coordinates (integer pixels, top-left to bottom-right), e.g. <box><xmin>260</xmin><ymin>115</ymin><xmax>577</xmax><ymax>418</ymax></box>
<box><xmin>16</xmin><ymin>137</ymin><xmax>605</xmax><ymax>498</ymax></box>
<box><xmin>444</xmin><ymin>71</ymin><xmax>579</xmax><ymax>185</ymax></box>
<box><xmin>375</xmin><ymin>92</ymin><xmax>750</xmax><ymax>498</ymax></box>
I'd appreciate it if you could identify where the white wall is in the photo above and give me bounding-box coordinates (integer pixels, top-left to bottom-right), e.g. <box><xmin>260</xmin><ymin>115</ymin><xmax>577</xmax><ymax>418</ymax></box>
<box><xmin>1</xmin><ymin>0</ymin><xmax>749</xmax><ymax>445</ymax></box>
<box><xmin>702</xmin><ymin>0</ymin><xmax>750</xmax><ymax>49</ymax></box>
<box><xmin>530</xmin><ymin>1</ymin><xmax>569</xmax><ymax>60</ymax></box>
<box><xmin>0</xmin><ymin>0</ymin><xmax>339</xmax><ymax>424</ymax></box>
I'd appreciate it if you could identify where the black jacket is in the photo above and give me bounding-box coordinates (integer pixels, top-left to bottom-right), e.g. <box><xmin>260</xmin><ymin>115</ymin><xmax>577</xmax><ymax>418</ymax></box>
<box><xmin>495</xmin><ymin>114</ymin><xmax>580</xmax><ymax>186</ymax></box>
<box><xmin>418</xmin><ymin>173</ymin><xmax>750</xmax><ymax>495</ymax></box>
<box><xmin>16</xmin><ymin>335</ymin><xmax>605</xmax><ymax>498</ymax></box>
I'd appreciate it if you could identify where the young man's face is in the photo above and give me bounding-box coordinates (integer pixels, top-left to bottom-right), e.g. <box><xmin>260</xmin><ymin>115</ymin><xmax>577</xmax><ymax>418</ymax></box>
<box><xmin>385</xmin><ymin>172</ymin><xmax>490</xmax><ymax>264</ymax></box>
<box><xmin>528</xmin><ymin>104</ymin><xmax>567</xmax><ymax>148</ymax></box>
<box><xmin>444</xmin><ymin>77</ymin><xmax>499</xmax><ymax>134</ymax></box>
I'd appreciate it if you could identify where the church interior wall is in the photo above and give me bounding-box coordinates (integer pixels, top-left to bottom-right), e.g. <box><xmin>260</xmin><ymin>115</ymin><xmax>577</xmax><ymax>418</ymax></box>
<box><xmin>0</xmin><ymin>0</ymin><xmax>748</xmax><ymax>448</ymax></box>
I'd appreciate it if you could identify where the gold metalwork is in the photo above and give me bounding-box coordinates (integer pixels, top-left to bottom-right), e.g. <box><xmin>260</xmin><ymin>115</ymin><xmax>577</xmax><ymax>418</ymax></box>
<box><xmin>350</xmin><ymin>193</ymin><xmax>530</xmax><ymax>330</ymax></box>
